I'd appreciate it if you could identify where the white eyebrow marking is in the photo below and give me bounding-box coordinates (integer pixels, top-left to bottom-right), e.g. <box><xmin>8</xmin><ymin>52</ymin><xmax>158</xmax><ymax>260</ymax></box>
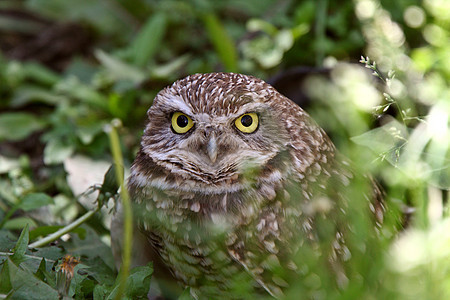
<box><xmin>161</xmin><ymin>94</ymin><xmax>194</xmax><ymax>115</ymax></box>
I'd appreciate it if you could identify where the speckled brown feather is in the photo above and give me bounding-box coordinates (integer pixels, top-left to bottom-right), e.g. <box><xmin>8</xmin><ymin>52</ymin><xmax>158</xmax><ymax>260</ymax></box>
<box><xmin>114</xmin><ymin>72</ymin><xmax>382</xmax><ymax>298</ymax></box>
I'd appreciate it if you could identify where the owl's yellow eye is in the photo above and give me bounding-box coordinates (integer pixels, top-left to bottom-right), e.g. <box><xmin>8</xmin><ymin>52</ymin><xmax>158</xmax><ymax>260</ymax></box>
<box><xmin>171</xmin><ymin>112</ymin><xmax>194</xmax><ymax>134</ymax></box>
<box><xmin>234</xmin><ymin>113</ymin><xmax>259</xmax><ymax>133</ymax></box>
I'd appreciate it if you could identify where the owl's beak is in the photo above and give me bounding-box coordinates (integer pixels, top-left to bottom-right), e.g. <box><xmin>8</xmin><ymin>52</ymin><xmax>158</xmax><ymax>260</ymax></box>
<box><xmin>206</xmin><ymin>133</ymin><xmax>218</xmax><ymax>163</ymax></box>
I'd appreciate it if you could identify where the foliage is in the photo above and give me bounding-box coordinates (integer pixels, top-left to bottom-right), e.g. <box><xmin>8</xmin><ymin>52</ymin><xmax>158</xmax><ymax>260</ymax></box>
<box><xmin>0</xmin><ymin>0</ymin><xmax>449</xmax><ymax>299</ymax></box>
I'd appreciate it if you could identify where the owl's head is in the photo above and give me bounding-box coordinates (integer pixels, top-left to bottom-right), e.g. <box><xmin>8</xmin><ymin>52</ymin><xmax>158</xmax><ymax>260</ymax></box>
<box><xmin>136</xmin><ymin>73</ymin><xmax>327</xmax><ymax>194</ymax></box>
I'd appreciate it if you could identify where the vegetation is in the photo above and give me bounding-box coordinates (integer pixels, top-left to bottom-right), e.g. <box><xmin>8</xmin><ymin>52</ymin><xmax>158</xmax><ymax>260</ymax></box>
<box><xmin>0</xmin><ymin>0</ymin><xmax>449</xmax><ymax>299</ymax></box>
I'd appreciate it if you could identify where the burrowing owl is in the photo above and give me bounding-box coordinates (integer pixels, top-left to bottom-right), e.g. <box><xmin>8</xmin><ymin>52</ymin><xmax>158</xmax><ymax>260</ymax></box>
<box><xmin>112</xmin><ymin>72</ymin><xmax>383</xmax><ymax>298</ymax></box>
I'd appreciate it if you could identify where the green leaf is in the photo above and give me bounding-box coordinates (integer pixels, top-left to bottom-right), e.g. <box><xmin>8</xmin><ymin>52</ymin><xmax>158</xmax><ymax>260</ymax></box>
<box><xmin>351</xmin><ymin>117</ymin><xmax>408</xmax><ymax>166</ymax></box>
<box><xmin>107</xmin><ymin>263</ymin><xmax>152</xmax><ymax>299</ymax></box>
<box><xmin>5</xmin><ymin>258</ymin><xmax>59</xmax><ymax>299</ymax></box>
<box><xmin>34</xmin><ymin>258</ymin><xmax>56</xmax><ymax>288</ymax></box>
<box><xmin>68</xmin><ymin>264</ymin><xmax>90</xmax><ymax>298</ymax></box>
<box><xmin>23</xmin><ymin>63</ymin><xmax>60</xmax><ymax>85</ymax></box>
<box><xmin>0</xmin><ymin>258</ymin><xmax>12</xmax><ymax>294</ymax></box>
<box><xmin>93</xmin><ymin>284</ymin><xmax>110</xmax><ymax>300</ymax></box>
<box><xmin>43</xmin><ymin>139</ymin><xmax>75</xmax><ymax>165</ymax></box>
<box><xmin>95</xmin><ymin>50</ymin><xmax>146</xmax><ymax>84</ymax></box>
<box><xmin>3</xmin><ymin>217</ymin><xmax>37</xmax><ymax>230</ymax></box>
<box><xmin>0</xmin><ymin>113</ymin><xmax>47</xmax><ymax>142</ymax></box>
<box><xmin>129</xmin><ymin>13</ymin><xmax>167</xmax><ymax>67</ymax></box>
<box><xmin>34</xmin><ymin>258</ymin><xmax>47</xmax><ymax>281</ymax></box>
<box><xmin>202</xmin><ymin>13</ymin><xmax>238</xmax><ymax>72</ymax></box>
<box><xmin>10</xmin><ymin>85</ymin><xmax>64</xmax><ymax>108</ymax></box>
<box><xmin>124</xmin><ymin>264</ymin><xmax>153</xmax><ymax>298</ymax></box>
<box><xmin>150</xmin><ymin>54</ymin><xmax>191</xmax><ymax>79</ymax></box>
<box><xmin>19</xmin><ymin>193</ymin><xmax>54</xmax><ymax>212</ymax></box>
<box><xmin>76</xmin><ymin>120</ymin><xmax>105</xmax><ymax>145</ymax></box>
<box><xmin>0</xmin><ymin>230</ymin><xmax>17</xmax><ymax>253</ymax></box>
<box><xmin>10</xmin><ymin>224</ymin><xmax>29</xmax><ymax>265</ymax></box>
<box><xmin>61</xmin><ymin>226</ymin><xmax>116</xmax><ymax>270</ymax></box>
<box><xmin>178</xmin><ymin>287</ymin><xmax>194</xmax><ymax>300</ymax></box>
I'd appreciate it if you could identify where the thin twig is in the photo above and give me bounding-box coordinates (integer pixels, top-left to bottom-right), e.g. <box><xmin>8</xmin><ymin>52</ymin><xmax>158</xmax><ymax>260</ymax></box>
<box><xmin>28</xmin><ymin>208</ymin><xmax>99</xmax><ymax>249</ymax></box>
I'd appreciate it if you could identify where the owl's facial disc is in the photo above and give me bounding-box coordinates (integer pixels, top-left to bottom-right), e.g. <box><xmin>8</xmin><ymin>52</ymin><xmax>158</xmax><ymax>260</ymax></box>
<box><xmin>149</xmin><ymin>107</ymin><xmax>284</xmax><ymax>189</ymax></box>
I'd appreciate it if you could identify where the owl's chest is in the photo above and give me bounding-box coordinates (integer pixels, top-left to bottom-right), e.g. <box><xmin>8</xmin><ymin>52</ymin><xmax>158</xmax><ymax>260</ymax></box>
<box><xmin>137</xmin><ymin>186</ymin><xmax>307</xmax><ymax>294</ymax></box>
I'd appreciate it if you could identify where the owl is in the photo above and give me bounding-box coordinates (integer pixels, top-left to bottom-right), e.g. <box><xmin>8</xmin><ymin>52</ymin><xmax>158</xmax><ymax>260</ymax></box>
<box><xmin>112</xmin><ymin>72</ymin><xmax>383</xmax><ymax>299</ymax></box>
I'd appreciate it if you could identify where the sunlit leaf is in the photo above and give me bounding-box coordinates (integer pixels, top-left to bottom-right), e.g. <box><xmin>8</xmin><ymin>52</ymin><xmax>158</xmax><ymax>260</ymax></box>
<box><xmin>351</xmin><ymin>117</ymin><xmax>408</xmax><ymax>166</ymax></box>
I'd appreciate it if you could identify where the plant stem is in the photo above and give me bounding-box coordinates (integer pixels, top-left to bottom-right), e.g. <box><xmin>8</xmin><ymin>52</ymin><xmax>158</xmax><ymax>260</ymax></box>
<box><xmin>107</xmin><ymin>120</ymin><xmax>132</xmax><ymax>300</ymax></box>
<box><xmin>28</xmin><ymin>208</ymin><xmax>99</xmax><ymax>249</ymax></box>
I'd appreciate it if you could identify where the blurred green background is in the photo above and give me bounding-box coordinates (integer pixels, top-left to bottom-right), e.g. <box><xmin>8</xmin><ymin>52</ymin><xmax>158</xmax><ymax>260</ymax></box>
<box><xmin>0</xmin><ymin>0</ymin><xmax>449</xmax><ymax>299</ymax></box>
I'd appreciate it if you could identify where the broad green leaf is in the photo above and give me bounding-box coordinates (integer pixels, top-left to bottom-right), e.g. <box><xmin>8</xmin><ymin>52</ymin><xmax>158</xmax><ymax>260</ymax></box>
<box><xmin>33</xmin><ymin>245</ymin><xmax>64</xmax><ymax>263</ymax></box>
<box><xmin>61</xmin><ymin>226</ymin><xmax>115</xmax><ymax>270</ymax></box>
<box><xmin>125</xmin><ymin>264</ymin><xmax>153</xmax><ymax>298</ymax></box>
<box><xmin>0</xmin><ymin>113</ymin><xmax>47</xmax><ymax>142</ymax></box>
<box><xmin>130</xmin><ymin>13</ymin><xmax>167</xmax><ymax>67</ymax></box>
<box><xmin>43</xmin><ymin>139</ymin><xmax>75</xmax><ymax>165</ymax></box>
<box><xmin>77</xmin><ymin>256</ymin><xmax>115</xmax><ymax>287</ymax></box>
<box><xmin>107</xmin><ymin>263</ymin><xmax>152</xmax><ymax>299</ymax></box>
<box><xmin>202</xmin><ymin>13</ymin><xmax>238</xmax><ymax>72</ymax></box>
<box><xmin>5</xmin><ymin>258</ymin><xmax>59</xmax><ymax>299</ymax></box>
<box><xmin>10</xmin><ymin>224</ymin><xmax>29</xmax><ymax>265</ymax></box>
<box><xmin>93</xmin><ymin>284</ymin><xmax>110</xmax><ymax>300</ymax></box>
<box><xmin>19</xmin><ymin>193</ymin><xmax>54</xmax><ymax>211</ymax></box>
